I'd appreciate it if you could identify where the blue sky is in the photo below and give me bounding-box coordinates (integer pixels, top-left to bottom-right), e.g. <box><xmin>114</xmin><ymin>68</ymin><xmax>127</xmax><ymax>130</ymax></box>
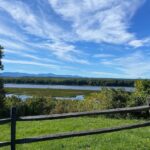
<box><xmin>0</xmin><ymin>0</ymin><xmax>150</xmax><ymax>78</ymax></box>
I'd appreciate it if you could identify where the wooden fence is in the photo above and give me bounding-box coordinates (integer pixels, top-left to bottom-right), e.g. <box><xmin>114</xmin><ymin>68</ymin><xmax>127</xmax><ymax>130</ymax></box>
<box><xmin>0</xmin><ymin>104</ymin><xmax>150</xmax><ymax>150</ymax></box>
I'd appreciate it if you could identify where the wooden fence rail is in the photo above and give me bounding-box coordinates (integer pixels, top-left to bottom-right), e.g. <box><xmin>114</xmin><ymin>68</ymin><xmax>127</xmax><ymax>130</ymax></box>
<box><xmin>0</xmin><ymin>104</ymin><xmax>150</xmax><ymax>150</ymax></box>
<box><xmin>18</xmin><ymin>105</ymin><xmax>150</xmax><ymax>121</ymax></box>
<box><xmin>0</xmin><ymin>118</ymin><xmax>11</xmax><ymax>125</ymax></box>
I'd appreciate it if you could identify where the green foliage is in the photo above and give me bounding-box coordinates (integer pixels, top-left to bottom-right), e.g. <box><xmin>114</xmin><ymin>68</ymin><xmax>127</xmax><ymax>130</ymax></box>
<box><xmin>0</xmin><ymin>45</ymin><xmax>4</xmax><ymax>70</ymax></box>
<box><xmin>3</xmin><ymin>96</ymin><xmax>25</xmax><ymax>117</ymax></box>
<box><xmin>82</xmin><ymin>80</ymin><xmax>150</xmax><ymax>118</ymax></box>
<box><xmin>128</xmin><ymin>91</ymin><xmax>147</xmax><ymax>107</ymax></box>
<box><xmin>52</xmin><ymin>100</ymin><xmax>82</xmax><ymax>114</ymax></box>
<box><xmin>25</xmin><ymin>97</ymin><xmax>55</xmax><ymax>115</ymax></box>
<box><xmin>0</xmin><ymin>45</ymin><xmax>5</xmax><ymax>116</ymax></box>
<box><xmin>128</xmin><ymin>80</ymin><xmax>150</xmax><ymax>107</ymax></box>
<box><xmin>2</xmin><ymin>96</ymin><xmax>83</xmax><ymax>118</ymax></box>
<box><xmin>135</xmin><ymin>80</ymin><xmax>150</xmax><ymax>94</ymax></box>
<box><xmin>4</xmin><ymin>77</ymin><xmax>135</xmax><ymax>86</ymax></box>
<box><xmin>5</xmin><ymin>88</ymin><xmax>92</xmax><ymax>97</ymax></box>
<box><xmin>83</xmin><ymin>88</ymin><xmax>130</xmax><ymax>111</ymax></box>
<box><xmin>126</xmin><ymin>80</ymin><xmax>150</xmax><ymax>118</ymax></box>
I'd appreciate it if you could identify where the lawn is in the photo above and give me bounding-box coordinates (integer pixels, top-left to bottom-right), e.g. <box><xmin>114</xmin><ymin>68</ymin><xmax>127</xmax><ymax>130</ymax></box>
<box><xmin>0</xmin><ymin>117</ymin><xmax>150</xmax><ymax>150</ymax></box>
<box><xmin>5</xmin><ymin>88</ymin><xmax>95</xmax><ymax>97</ymax></box>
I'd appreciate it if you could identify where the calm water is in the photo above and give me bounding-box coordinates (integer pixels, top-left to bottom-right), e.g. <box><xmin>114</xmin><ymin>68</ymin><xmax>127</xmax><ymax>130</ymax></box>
<box><xmin>6</xmin><ymin>94</ymin><xmax>32</xmax><ymax>101</ymax></box>
<box><xmin>4</xmin><ymin>84</ymin><xmax>135</xmax><ymax>92</ymax></box>
<box><xmin>54</xmin><ymin>95</ymin><xmax>84</xmax><ymax>101</ymax></box>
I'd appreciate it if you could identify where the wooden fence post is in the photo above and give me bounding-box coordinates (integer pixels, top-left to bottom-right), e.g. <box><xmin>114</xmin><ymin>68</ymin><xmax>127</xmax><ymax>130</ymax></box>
<box><xmin>147</xmin><ymin>96</ymin><xmax>150</xmax><ymax>104</ymax></box>
<box><xmin>147</xmin><ymin>97</ymin><xmax>150</xmax><ymax>116</ymax></box>
<box><xmin>10</xmin><ymin>107</ymin><xmax>16</xmax><ymax>150</ymax></box>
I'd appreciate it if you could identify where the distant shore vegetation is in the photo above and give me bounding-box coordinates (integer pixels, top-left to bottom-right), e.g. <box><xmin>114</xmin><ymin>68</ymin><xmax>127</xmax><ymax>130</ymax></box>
<box><xmin>3</xmin><ymin>77</ymin><xmax>137</xmax><ymax>87</ymax></box>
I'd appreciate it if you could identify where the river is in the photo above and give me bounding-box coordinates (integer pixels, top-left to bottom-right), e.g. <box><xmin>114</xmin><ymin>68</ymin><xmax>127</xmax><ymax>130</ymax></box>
<box><xmin>4</xmin><ymin>84</ymin><xmax>135</xmax><ymax>92</ymax></box>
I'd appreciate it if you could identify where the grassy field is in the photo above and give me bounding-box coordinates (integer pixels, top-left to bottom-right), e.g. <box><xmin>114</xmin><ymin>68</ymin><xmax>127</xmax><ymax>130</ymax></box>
<box><xmin>5</xmin><ymin>88</ymin><xmax>95</xmax><ymax>97</ymax></box>
<box><xmin>0</xmin><ymin>117</ymin><xmax>150</xmax><ymax>150</ymax></box>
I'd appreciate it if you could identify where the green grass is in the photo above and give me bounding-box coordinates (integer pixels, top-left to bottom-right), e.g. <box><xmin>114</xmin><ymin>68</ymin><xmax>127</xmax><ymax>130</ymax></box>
<box><xmin>5</xmin><ymin>88</ymin><xmax>95</xmax><ymax>97</ymax></box>
<box><xmin>0</xmin><ymin>117</ymin><xmax>150</xmax><ymax>150</ymax></box>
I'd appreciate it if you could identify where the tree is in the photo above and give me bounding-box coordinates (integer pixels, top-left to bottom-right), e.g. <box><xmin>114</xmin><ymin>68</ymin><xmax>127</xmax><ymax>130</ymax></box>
<box><xmin>128</xmin><ymin>80</ymin><xmax>150</xmax><ymax>108</ymax></box>
<box><xmin>134</xmin><ymin>80</ymin><xmax>150</xmax><ymax>94</ymax></box>
<box><xmin>0</xmin><ymin>45</ymin><xmax>5</xmax><ymax>117</ymax></box>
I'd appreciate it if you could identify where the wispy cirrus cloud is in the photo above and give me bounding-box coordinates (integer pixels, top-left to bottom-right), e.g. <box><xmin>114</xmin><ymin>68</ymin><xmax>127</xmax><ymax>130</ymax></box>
<box><xmin>99</xmin><ymin>51</ymin><xmax>150</xmax><ymax>78</ymax></box>
<box><xmin>3</xmin><ymin>59</ymin><xmax>58</xmax><ymax>69</ymax></box>
<box><xmin>42</xmin><ymin>41</ymin><xmax>90</xmax><ymax>64</ymax></box>
<box><xmin>49</xmin><ymin>0</ymin><xmax>149</xmax><ymax>47</ymax></box>
<box><xmin>0</xmin><ymin>0</ymin><xmax>88</xmax><ymax>65</ymax></box>
<box><xmin>0</xmin><ymin>0</ymin><xmax>150</xmax><ymax>77</ymax></box>
<box><xmin>93</xmin><ymin>53</ymin><xmax>114</xmax><ymax>58</ymax></box>
<box><xmin>91</xmin><ymin>71</ymin><xmax>123</xmax><ymax>78</ymax></box>
<box><xmin>129</xmin><ymin>38</ymin><xmax>150</xmax><ymax>47</ymax></box>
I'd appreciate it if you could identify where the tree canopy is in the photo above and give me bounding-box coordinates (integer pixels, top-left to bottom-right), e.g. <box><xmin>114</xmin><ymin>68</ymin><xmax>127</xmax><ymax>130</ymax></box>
<box><xmin>0</xmin><ymin>45</ymin><xmax>5</xmax><ymax>116</ymax></box>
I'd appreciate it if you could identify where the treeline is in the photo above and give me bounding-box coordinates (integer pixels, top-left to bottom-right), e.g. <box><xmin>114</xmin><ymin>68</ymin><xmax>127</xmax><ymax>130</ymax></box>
<box><xmin>3</xmin><ymin>77</ymin><xmax>136</xmax><ymax>87</ymax></box>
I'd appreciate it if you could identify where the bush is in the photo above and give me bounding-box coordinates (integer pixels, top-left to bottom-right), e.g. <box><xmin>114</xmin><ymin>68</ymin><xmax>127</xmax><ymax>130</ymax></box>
<box><xmin>83</xmin><ymin>88</ymin><xmax>130</xmax><ymax>111</ymax></box>
<box><xmin>25</xmin><ymin>97</ymin><xmax>56</xmax><ymax>115</ymax></box>
<box><xmin>3</xmin><ymin>96</ymin><xmax>25</xmax><ymax>117</ymax></box>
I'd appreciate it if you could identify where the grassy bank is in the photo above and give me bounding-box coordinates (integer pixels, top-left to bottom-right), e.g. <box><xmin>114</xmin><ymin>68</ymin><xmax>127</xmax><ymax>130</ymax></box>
<box><xmin>5</xmin><ymin>88</ymin><xmax>95</xmax><ymax>97</ymax></box>
<box><xmin>0</xmin><ymin>117</ymin><xmax>150</xmax><ymax>150</ymax></box>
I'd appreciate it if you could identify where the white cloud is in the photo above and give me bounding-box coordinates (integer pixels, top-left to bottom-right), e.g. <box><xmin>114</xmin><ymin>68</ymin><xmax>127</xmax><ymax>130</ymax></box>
<box><xmin>93</xmin><ymin>53</ymin><xmax>114</xmax><ymax>58</ymax></box>
<box><xmin>5</xmin><ymin>49</ymin><xmax>65</xmax><ymax>65</ymax></box>
<box><xmin>41</xmin><ymin>41</ymin><xmax>90</xmax><ymax>64</ymax></box>
<box><xmin>0</xmin><ymin>23</ymin><xmax>25</xmax><ymax>41</ymax></box>
<box><xmin>129</xmin><ymin>38</ymin><xmax>150</xmax><ymax>47</ymax></box>
<box><xmin>0</xmin><ymin>0</ymin><xmax>89</xmax><ymax>65</ymax></box>
<box><xmin>0</xmin><ymin>0</ymin><xmax>149</xmax><ymax>52</ymax></box>
<box><xmin>0</xmin><ymin>38</ymin><xmax>32</xmax><ymax>51</ymax></box>
<box><xmin>0</xmin><ymin>0</ymin><xmax>43</xmax><ymax>37</ymax></box>
<box><xmin>3</xmin><ymin>59</ymin><xmax>58</xmax><ymax>69</ymax></box>
<box><xmin>0</xmin><ymin>0</ymin><xmax>71</xmax><ymax>41</ymax></box>
<box><xmin>92</xmin><ymin>71</ymin><xmax>122</xmax><ymax>78</ymax></box>
<box><xmin>100</xmin><ymin>51</ymin><xmax>150</xmax><ymax>78</ymax></box>
<box><xmin>49</xmin><ymin>0</ymin><xmax>147</xmax><ymax>46</ymax></box>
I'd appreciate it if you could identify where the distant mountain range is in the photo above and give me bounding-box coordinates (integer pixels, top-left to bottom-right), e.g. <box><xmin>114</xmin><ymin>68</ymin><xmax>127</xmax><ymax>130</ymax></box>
<box><xmin>0</xmin><ymin>72</ymin><xmax>81</xmax><ymax>78</ymax></box>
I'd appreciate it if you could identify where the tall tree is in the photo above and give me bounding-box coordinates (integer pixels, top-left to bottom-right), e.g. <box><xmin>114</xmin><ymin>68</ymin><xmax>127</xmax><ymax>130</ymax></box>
<box><xmin>0</xmin><ymin>45</ymin><xmax>5</xmax><ymax>116</ymax></box>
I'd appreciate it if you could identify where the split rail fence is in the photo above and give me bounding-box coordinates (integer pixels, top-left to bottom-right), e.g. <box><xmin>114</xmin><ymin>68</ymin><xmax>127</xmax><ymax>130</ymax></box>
<box><xmin>0</xmin><ymin>104</ymin><xmax>150</xmax><ymax>150</ymax></box>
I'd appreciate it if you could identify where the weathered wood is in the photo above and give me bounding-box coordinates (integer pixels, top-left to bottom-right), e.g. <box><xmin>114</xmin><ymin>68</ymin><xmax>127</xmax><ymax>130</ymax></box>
<box><xmin>147</xmin><ymin>96</ymin><xmax>150</xmax><ymax>106</ymax></box>
<box><xmin>0</xmin><ymin>141</ymin><xmax>11</xmax><ymax>147</ymax></box>
<box><xmin>0</xmin><ymin>118</ymin><xmax>11</xmax><ymax>125</ymax></box>
<box><xmin>10</xmin><ymin>107</ymin><xmax>16</xmax><ymax>150</ymax></box>
<box><xmin>15</xmin><ymin>121</ymin><xmax>150</xmax><ymax>145</ymax></box>
<box><xmin>146</xmin><ymin>97</ymin><xmax>150</xmax><ymax>115</ymax></box>
<box><xmin>18</xmin><ymin>105</ymin><xmax>150</xmax><ymax>121</ymax></box>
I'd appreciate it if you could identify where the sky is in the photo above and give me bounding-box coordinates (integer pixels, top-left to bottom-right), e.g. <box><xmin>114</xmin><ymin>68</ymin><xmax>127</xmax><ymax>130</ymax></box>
<box><xmin>0</xmin><ymin>0</ymin><xmax>150</xmax><ymax>78</ymax></box>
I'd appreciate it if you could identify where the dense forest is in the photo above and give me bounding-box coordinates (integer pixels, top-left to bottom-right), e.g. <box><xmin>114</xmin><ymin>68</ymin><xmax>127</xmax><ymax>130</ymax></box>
<box><xmin>3</xmin><ymin>77</ymin><xmax>137</xmax><ymax>87</ymax></box>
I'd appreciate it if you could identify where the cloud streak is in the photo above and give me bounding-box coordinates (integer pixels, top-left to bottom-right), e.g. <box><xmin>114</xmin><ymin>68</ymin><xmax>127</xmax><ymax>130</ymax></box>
<box><xmin>0</xmin><ymin>0</ymin><xmax>88</xmax><ymax>65</ymax></box>
<box><xmin>3</xmin><ymin>59</ymin><xmax>58</xmax><ymax>69</ymax></box>
<box><xmin>49</xmin><ymin>0</ymin><xmax>148</xmax><ymax>47</ymax></box>
<box><xmin>99</xmin><ymin>51</ymin><xmax>150</xmax><ymax>78</ymax></box>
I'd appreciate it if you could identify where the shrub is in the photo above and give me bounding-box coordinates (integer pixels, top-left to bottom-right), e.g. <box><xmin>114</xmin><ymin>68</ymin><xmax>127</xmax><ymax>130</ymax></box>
<box><xmin>83</xmin><ymin>88</ymin><xmax>130</xmax><ymax>111</ymax></box>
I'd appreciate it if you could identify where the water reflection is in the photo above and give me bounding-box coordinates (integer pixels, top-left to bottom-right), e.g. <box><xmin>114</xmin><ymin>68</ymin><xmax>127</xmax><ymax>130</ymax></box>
<box><xmin>54</xmin><ymin>95</ymin><xmax>84</xmax><ymax>101</ymax></box>
<box><xmin>6</xmin><ymin>94</ymin><xmax>32</xmax><ymax>101</ymax></box>
<box><xmin>6</xmin><ymin>94</ymin><xmax>84</xmax><ymax>101</ymax></box>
